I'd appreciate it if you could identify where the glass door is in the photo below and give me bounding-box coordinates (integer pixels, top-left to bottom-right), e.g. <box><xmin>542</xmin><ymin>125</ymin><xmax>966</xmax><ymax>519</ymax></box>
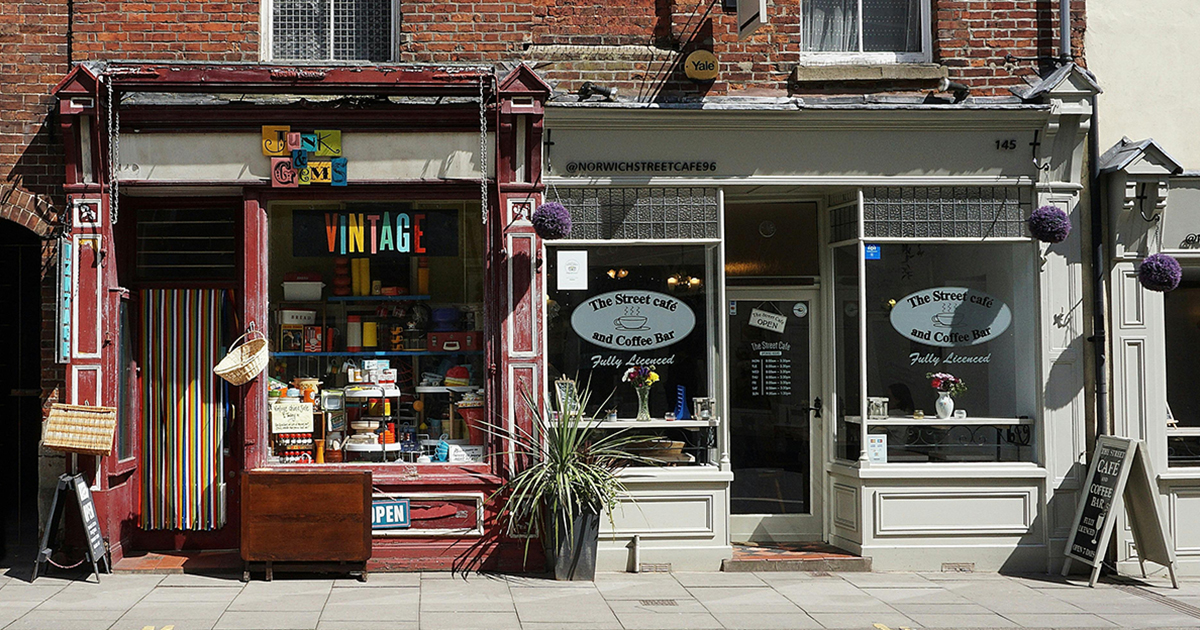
<box><xmin>727</xmin><ymin>288</ymin><xmax>822</xmax><ymax>542</ymax></box>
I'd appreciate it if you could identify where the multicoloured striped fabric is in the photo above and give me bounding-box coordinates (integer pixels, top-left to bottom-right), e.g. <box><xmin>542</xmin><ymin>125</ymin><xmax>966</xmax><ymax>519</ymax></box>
<box><xmin>141</xmin><ymin>289</ymin><xmax>226</xmax><ymax>530</ymax></box>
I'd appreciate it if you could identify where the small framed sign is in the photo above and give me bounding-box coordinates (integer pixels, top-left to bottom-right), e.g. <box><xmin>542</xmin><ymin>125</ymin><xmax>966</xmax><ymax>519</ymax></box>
<box><xmin>867</xmin><ymin>434</ymin><xmax>887</xmax><ymax>463</ymax></box>
<box><xmin>371</xmin><ymin>498</ymin><xmax>410</xmax><ymax>530</ymax></box>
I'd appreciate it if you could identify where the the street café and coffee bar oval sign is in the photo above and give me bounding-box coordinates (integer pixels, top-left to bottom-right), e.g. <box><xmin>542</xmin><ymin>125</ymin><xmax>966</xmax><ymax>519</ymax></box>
<box><xmin>889</xmin><ymin>287</ymin><xmax>1012</xmax><ymax>347</ymax></box>
<box><xmin>571</xmin><ymin>290</ymin><xmax>696</xmax><ymax>351</ymax></box>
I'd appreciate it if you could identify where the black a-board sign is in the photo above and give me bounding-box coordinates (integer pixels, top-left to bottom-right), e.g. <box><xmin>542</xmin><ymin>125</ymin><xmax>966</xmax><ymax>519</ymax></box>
<box><xmin>1062</xmin><ymin>436</ymin><xmax>1177</xmax><ymax>588</ymax></box>
<box><xmin>32</xmin><ymin>473</ymin><xmax>110</xmax><ymax>582</ymax></box>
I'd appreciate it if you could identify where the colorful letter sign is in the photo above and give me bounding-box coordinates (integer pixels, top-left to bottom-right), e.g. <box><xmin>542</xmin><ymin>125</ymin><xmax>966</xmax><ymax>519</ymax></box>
<box><xmin>264</xmin><ymin>126</ymin><xmax>348</xmax><ymax>187</ymax></box>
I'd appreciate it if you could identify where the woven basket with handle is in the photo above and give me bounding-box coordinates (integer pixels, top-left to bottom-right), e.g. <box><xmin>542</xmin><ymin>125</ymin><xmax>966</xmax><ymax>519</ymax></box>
<box><xmin>214</xmin><ymin>329</ymin><xmax>269</xmax><ymax>386</ymax></box>
<box><xmin>42</xmin><ymin>403</ymin><xmax>118</xmax><ymax>456</ymax></box>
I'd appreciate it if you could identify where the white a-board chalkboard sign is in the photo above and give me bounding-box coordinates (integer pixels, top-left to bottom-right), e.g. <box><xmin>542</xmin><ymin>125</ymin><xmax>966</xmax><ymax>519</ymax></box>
<box><xmin>1062</xmin><ymin>436</ymin><xmax>1177</xmax><ymax>588</ymax></box>
<box><xmin>32</xmin><ymin>473</ymin><xmax>110</xmax><ymax>582</ymax></box>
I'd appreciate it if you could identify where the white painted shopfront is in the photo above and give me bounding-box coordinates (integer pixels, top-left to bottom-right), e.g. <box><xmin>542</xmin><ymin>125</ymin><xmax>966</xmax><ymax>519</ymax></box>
<box><xmin>541</xmin><ymin>67</ymin><xmax>1100</xmax><ymax>572</ymax></box>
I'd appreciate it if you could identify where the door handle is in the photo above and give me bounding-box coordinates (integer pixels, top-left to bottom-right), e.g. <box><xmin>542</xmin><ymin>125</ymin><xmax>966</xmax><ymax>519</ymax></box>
<box><xmin>805</xmin><ymin>397</ymin><xmax>822</xmax><ymax>419</ymax></box>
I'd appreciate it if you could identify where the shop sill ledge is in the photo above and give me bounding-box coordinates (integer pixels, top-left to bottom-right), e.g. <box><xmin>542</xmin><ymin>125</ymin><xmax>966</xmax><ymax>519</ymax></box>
<box><xmin>1158</xmin><ymin>469</ymin><xmax>1200</xmax><ymax>482</ymax></box>
<box><xmin>619</xmin><ymin>466</ymin><xmax>733</xmax><ymax>483</ymax></box>
<box><xmin>266</xmin><ymin>463</ymin><xmax>503</xmax><ymax>486</ymax></box>
<box><xmin>827</xmin><ymin>461</ymin><xmax>1048</xmax><ymax>481</ymax></box>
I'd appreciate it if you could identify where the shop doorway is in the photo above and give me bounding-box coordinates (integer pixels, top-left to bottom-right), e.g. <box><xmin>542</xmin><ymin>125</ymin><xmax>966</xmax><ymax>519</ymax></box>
<box><xmin>0</xmin><ymin>220</ymin><xmax>43</xmax><ymax>562</ymax></box>
<box><xmin>727</xmin><ymin>288</ymin><xmax>823</xmax><ymax>542</ymax></box>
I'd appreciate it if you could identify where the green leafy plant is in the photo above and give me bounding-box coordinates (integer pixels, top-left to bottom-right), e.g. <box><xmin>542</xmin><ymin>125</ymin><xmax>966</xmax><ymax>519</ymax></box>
<box><xmin>489</xmin><ymin>384</ymin><xmax>652</xmax><ymax>563</ymax></box>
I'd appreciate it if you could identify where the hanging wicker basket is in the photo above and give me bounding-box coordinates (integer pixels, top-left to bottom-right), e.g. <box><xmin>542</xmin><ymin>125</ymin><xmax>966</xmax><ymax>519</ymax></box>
<box><xmin>42</xmin><ymin>403</ymin><xmax>118</xmax><ymax>456</ymax></box>
<box><xmin>214</xmin><ymin>330</ymin><xmax>269</xmax><ymax>386</ymax></box>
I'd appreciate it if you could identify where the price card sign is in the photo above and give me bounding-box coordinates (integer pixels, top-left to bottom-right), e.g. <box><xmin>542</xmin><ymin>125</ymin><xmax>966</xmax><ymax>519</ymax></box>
<box><xmin>270</xmin><ymin>401</ymin><xmax>314</xmax><ymax>434</ymax></box>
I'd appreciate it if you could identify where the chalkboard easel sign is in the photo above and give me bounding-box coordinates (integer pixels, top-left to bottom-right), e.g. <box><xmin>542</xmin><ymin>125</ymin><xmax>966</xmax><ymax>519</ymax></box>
<box><xmin>32</xmin><ymin>473</ymin><xmax>110</xmax><ymax>583</ymax></box>
<box><xmin>1062</xmin><ymin>436</ymin><xmax>1177</xmax><ymax>588</ymax></box>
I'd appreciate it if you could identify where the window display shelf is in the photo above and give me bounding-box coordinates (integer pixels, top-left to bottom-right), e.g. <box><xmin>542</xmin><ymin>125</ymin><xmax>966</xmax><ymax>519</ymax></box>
<box><xmin>846</xmin><ymin>415</ymin><xmax>1034</xmax><ymax>427</ymax></box>
<box><xmin>589</xmin><ymin>418</ymin><xmax>720</xmax><ymax>430</ymax></box>
<box><xmin>272</xmin><ymin>350</ymin><xmax>483</xmax><ymax>357</ymax></box>
<box><xmin>415</xmin><ymin>385</ymin><xmax>476</xmax><ymax>394</ymax></box>
<box><xmin>327</xmin><ymin>295</ymin><xmax>432</xmax><ymax>302</ymax></box>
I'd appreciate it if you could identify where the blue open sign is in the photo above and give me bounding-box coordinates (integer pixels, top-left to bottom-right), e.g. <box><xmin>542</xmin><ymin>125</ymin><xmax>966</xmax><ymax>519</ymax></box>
<box><xmin>371</xmin><ymin>499</ymin><xmax>410</xmax><ymax>530</ymax></box>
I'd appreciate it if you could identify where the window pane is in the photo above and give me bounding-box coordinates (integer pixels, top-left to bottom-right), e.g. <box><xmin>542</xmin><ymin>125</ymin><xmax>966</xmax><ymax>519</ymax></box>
<box><xmin>334</xmin><ymin>0</ymin><xmax>392</xmax><ymax>62</ymax></box>
<box><xmin>803</xmin><ymin>0</ymin><xmax>859</xmax><ymax>52</ymax></box>
<box><xmin>835</xmin><ymin>246</ymin><xmax>861</xmax><ymax>461</ymax></box>
<box><xmin>864</xmin><ymin>243</ymin><xmax>1038</xmax><ymax>462</ymax></box>
<box><xmin>273</xmin><ymin>0</ymin><xmax>331</xmax><ymax>61</ymax></box>
<box><xmin>863</xmin><ymin>0</ymin><xmax>921</xmax><ymax>53</ymax></box>
<box><xmin>1165</xmin><ymin>276</ymin><xmax>1200</xmax><ymax>467</ymax></box>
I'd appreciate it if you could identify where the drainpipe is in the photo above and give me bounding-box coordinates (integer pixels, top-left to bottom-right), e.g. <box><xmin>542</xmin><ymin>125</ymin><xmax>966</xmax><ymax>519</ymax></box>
<box><xmin>1060</xmin><ymin>0</ymin><xmax>1073</xmax><ymax>62</ymax></box>
<box><xmin>1089</xmin><ymin>96</ymin><xmax>1109</xmax><ymax>438</ymax></box>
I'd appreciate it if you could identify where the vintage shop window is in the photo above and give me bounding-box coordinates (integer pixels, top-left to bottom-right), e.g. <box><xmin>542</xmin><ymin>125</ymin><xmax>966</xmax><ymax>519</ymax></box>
<box><xmin>802</xmin><ymin>0</ymin><xmax>928</xmax><ymax>60</ymax></box>
<box><xmin>270</xmin><ymin>0</ymin><xmax>395</xmax><ymax>62</ymax></box>
<box><xmin>266</xmin><ymin>200</ymin><xmax>485</xmax><ymax>466</ymax></box>
<box><xmin>1165</xmin><ymin>270</ymin><xmax>1200</xmax><ymax>467</ymax></box>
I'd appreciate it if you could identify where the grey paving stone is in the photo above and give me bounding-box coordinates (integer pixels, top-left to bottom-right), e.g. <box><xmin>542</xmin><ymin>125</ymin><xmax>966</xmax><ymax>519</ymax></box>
<box><xmin>1095</xmin><ymin>612</ymin><xmax>1200</xmax><ymax>628</ymax></box>
<box><xmin>500</xmin><ymin>575</ymin><xmax>597</xmax><ymax>589</ymax></box>
<box><xmin>904</xmin><ymin>611</ymin><xmax>1020</xmax><ymax>627</ymax></box>
<box><xmin>518</xmin><ymin>623</ymin><xmax>622</xmax><ymax>630</ymax></box>
<box><xmin>37</xmin><ymin>580</ymin><xmax>158</xmax><ymax>610</ymax></box>
<box><xmin>317</xmin><ymin>622</ymin><xmax>419</xmax><ymax>630</ymax></box>
<box><xmin>158</xmin><ymin>573</ymin><xmax>245</xmax><ymax>587</ymax></box>
<box><xmin>1043</xmin><ymin>588</ymin><xmax>1187</xmax><ymax>614</ymax></box>
<box><xmin>332</xmin><ymin>573</ymin><xmax>420</xmax><ymax>587</ymax></box>
<box><xmin>711</xmin><ymin>610</ymin><xmax>824</xmax><ymax>629</ymax></box>
<box><xmin>752</xmin><ymin>572</ymin><xmax>837</xmax><ymax>584</ymax></box>
<box><xmin>510</xmin><ymin>587</ymin><xmax>620</xmax><ymax>624</ymax></box>
<box><xmin>807</xmin><ymin>611</ymin><xmax>920</xmax><ymax>629</ymax></box>
<box><xmin>226</xmin><ymin>581</ymin><xmax>331</xmax><ymax>612</ymax></box>
<box><xmin>780</xmin><ymin>591</ymin><xmax>900</xmax><ymax>614</ymax></box>
<box><xmin>594</xmin><ymin>574</ymin><xmax>692</xmax><ymax>600</ymax></box>
<box><xmin>614</xmin><ymin>611</ymin><xmax>725</xmax><ymax>629</ymax></box>
<box><xmin>142</xmin><ymin>586</ymin><xmax>243</xmax><ymax>604</ymax></box>
<box><xmin>609</xmin><ymin>599</ymin><xmax>710</xmax><ymax>614</ymax></box>
<box><xmin>1</xmin><ymin>609</ymin><xmax>124</xmax><ymax>630</ymax></box>
<box><xmin>691</xmin><ymin>587</ymin><xmax>804</xmax><ymax>614</ymax></box>
<box><xmin>0</xmin><ymin>583</ymin><xmax>69</xmax><ymax>604</ymax></box>
<box><xmin>859</xmin><ymin>587</ymin><xmax>973</xmax><ymax>605</ymax></box>
<box><xmin>122</xmin><ymin>601</ymin><xmax>234</xmax><ymax>620</ymax></box>
<box><xmin>215</xmin><ymin>610</ymin><xmax>321</xmax><ymax>630</ymax></box>
<box><xmin>838</xmin><ymin>573</ymin><xmax>936</xmax><ymax>588</ymax></box>
<box><xmin>1002</xmin><ymin>612</ymin><xmax>1120</xmax><ymax>627</ymax></box>
<box><xmin>418</xmin><ymin>611</ymin><xmax>523</xmax><ymax>630</ymax></box>
<box><xmin>110</xmin><ymin>617</ymin><xmax>220</xmax><ymax>630</ymax></box>
<box><xmin>418</xmin><ymin>576</ymin><xmax>512</xmax><ymax>611</ymax></box>
<box><xmin>320</xmin><ymin>587</ymin><xmax>419</xmax><ymax>621</ymax></box>
<box><xmin>676</xmin><ymin>572</ymin><xmax>768</xmax><ymax>588</ymax></box>
<box><xmin>888</xmin><ymin>602</ymin><xmax>995</xmax><ymax>615</ymax></box>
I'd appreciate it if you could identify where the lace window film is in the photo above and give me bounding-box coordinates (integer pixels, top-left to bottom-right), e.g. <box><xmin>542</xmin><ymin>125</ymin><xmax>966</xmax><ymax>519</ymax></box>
<box><xmin>554</xmin><ymin>188</ymin><xmax>719</xmax><ymax>240</ymax></box>
<box><xmin>829</xmin><ymin>203</ymin><xmax>859</xmax><ymax>243</ymax></box>
<box><xmin>862</xmin><ymin>187</ymin><xmax>1031</xmax><ymax>239</ymax></box>
<box><xmin>273</xmin><ymin>0</ymin><xmax>392</xmax><ymax>62</ymax></box>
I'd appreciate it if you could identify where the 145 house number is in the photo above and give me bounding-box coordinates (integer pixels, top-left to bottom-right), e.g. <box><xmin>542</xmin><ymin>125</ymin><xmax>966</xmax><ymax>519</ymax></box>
<box><xmin>995</xmin><ymin>138</ymin><xmax>1018</xmax><ymax>150</ymax></box>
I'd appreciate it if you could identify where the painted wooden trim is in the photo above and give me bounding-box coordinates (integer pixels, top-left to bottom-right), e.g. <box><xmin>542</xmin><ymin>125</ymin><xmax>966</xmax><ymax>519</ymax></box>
<box><xmin>873</xmin><ymin>489</ymin><xmax>1036</xmax><ymax>536</ymax></box>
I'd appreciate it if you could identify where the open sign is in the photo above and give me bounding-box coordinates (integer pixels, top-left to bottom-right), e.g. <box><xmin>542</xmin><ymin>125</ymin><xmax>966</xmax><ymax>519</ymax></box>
<box><xmin>371</xmin><ymin>499</ymin><xmax>411</xmax><ymax>530</ymax></box>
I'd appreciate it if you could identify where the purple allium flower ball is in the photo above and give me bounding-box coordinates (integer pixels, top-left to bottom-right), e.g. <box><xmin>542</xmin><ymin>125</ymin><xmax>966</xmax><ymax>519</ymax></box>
<box><xmin>1027</xmin><ymin>205</ymin><xmax>1071</xmax><ymax>243</ymax></box>
<box><xmin>531</xmin><ymin>202</ymin><xmax>572</xmax><ymax>240</ymax></box>
<box><xmin>1138</xmin><ymin>253</ymin><xmax>1183</xmax><ymax>292</ymax></box>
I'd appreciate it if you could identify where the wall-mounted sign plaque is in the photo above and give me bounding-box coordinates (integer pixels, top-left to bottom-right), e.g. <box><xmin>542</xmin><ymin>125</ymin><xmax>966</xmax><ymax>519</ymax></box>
<box><xmin>570</xmin><ymin>290</ymin><xmax>696</xmax><ymax>351</ymax></box>
<box><xmin>889</xmin><ymin>287</ymin><xmax>1012</xmax><ymax>347</ymax></box>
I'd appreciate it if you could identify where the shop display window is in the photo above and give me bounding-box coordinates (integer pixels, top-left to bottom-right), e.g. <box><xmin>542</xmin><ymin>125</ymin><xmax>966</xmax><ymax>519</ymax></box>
<box><xmin>834</xmin><ymin>246</ymin><xmax>861</xmax><ymax>462</ymax></box>
<box><xmin>265</xmin><ymin>200</ymin><xmax>486</xmax><ymax>466</ymax></box>
<box><xmin>1165</xmin><ymin>271</ymin><xmax>1200</xmax><ymax>467</ymax></box>
<box><xmin>546</xmin><ymin>244</ymin><xmax>719</xmax><ymax>466</ymax></box>
<box><xmin>851</xmin><ymin>242</ymin><xmax>1038</xmax><ymax>463</ymax></box>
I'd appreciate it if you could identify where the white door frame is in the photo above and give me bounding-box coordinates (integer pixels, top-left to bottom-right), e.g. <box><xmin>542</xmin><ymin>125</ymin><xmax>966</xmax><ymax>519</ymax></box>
<box><xmin>725</xmin><ymin>286</ymin><xmax>823</xmax><ymax>543</ymax></box>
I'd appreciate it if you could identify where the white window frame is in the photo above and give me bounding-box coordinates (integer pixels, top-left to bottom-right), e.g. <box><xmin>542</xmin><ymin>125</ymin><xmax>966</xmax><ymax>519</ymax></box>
<box><xmin>260</xmin><ymin>0</ymin><xmax>401</xmax><ymax>63</ymax></box>
<box><xmin>798</xmin><ymin>0</ymin><xmax>932</xmax><ymax>65</ymax></box>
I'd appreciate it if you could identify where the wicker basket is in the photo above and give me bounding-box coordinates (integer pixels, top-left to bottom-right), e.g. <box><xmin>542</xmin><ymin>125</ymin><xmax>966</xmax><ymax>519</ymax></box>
<box><xmin>42</xmin><ymin>403</ymin><xmax>118</xmax><ymax>456</ymax></box>
<box><xmin>214</xmin><ymin>330</ymin><xmax>269</xmax><ymax>386</ymax></box>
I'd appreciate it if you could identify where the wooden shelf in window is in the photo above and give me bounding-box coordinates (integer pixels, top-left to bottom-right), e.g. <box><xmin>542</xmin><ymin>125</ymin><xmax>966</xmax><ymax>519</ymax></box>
<box><xmin>846</xmin><ymin>415</ymin><xmax>1034</xmax><ymax>427</ymax></box>
<box><xmin>327</xmin><ymin>295</ymin><xmax>431</xmax><ymax>302</ymax></box>
<box><xmin>588</xmin><ymin>419</ymin><xmax>720</xmax><ymax>430</ymax></box>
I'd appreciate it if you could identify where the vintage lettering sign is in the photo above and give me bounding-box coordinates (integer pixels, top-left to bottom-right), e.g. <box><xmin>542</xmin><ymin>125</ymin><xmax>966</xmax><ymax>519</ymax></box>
<box><xmin>571</xmin><ymin>290</ymin><xmax>696</xmax><ymax>351</ymax></box>
<box><xmin>264</xmin><ymin>126</ymin><xmax>347</xmax><ymax>187</ymax></box>
<box><xmin>889</xmin><ymin>287</ymin><xmax>1012</xmax><ymax>347</ymax></box>
<box><xmin>291</xmin><ymin>208</ymin><xmax>459</xmax><ymax>257</ymax></box>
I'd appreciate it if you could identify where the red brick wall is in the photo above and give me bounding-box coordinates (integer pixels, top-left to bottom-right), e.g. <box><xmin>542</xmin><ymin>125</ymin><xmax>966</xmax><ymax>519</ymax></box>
<box><xmin>71</xmin><ymin>1</ymin><xmax>259</xmax><ymax>62</ymax></box>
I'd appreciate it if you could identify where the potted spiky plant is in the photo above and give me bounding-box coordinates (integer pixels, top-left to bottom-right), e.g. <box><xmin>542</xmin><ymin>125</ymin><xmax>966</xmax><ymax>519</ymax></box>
<box><xmin>491</xmin><ymin>384</ymin><xmax>649</xmax><ymax>580</ymax></box>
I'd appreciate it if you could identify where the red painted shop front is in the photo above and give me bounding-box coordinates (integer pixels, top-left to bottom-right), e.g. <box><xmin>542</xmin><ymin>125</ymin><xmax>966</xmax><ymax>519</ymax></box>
<box><xmin>52</xmin><ymin>63</ymin><xmax>549</xmax><ymax>570</ymax></box>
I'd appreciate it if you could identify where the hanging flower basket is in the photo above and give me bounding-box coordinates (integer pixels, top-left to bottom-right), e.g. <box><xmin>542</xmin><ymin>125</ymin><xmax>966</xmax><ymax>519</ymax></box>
<box><xmin>1138</xmin><ymin>253</ymin><xmax>1183</xmax><ymax>292</ymax></box>
<box><xmin>1027</xmin><ymin>205</ymin><xmax>1071</xmax><ymax>243</ymax></box>
<box><xmin>531</xmin><ymin>202</ymin><xmax>572</xmax><ymax>240</ymax></box>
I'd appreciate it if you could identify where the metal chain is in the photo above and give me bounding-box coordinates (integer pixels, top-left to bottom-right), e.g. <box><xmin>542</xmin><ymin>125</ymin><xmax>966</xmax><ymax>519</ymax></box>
<box><xmin>479</xmin><ymin>73</ymin><xmax>488</xmax><ymax>226</ymax></box>
<box><xmin>106</xmin><ymin>77</ymin><xmax>120</xmax><ymax>225</ymax></box>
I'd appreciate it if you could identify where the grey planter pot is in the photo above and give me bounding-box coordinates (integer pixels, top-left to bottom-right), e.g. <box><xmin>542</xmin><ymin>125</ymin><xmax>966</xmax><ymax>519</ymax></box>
<box><xmin>544</xmin><ymin>511</ymin><xmax>600</xmax><ymax>581</ymax></box>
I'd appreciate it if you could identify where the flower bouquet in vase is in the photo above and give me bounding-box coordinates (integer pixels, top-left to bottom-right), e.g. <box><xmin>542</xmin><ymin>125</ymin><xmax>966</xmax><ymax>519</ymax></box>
<box><xmin>622</xmin><ymin>366</ymin><xmax>659</xmax><ymax>421</ymax></box>
<box><xmin>926</xmin><ymin>372</ymin><xmax>967</xmax><ymax>419</ymax></box>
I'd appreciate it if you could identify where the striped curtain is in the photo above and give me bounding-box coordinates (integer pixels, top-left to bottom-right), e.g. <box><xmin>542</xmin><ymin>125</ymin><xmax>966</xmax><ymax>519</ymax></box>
<box><xmin>141</xmin><ymin>289</ymin><xmax>226</xmax><ymax>530</ymax></box>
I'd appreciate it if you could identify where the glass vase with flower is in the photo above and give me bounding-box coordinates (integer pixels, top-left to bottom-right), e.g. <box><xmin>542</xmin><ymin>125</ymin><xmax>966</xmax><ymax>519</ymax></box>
<box><xmin>622</xmin><ymin>366</ymin><xmax>659</xmax><ymax>421</ymax></box>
